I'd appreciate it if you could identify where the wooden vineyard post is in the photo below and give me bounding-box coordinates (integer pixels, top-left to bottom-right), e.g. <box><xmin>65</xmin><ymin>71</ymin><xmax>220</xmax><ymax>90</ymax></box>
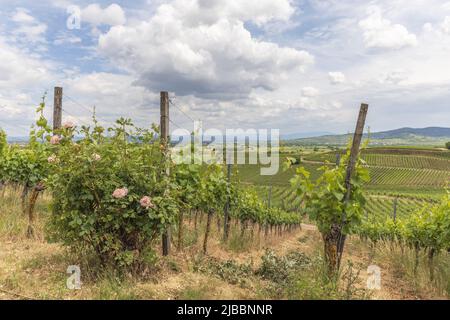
<box><xmin>50</xmin><ymin>87</ymin><xmax>63</xmax><ymax>220</ymax></box>
<box><xmin>203</xmin><ymin>210</ymin><xmax>213</xmax><ymax>254</ymax></box>
<box><xmin>26</xmin><ymin>183</ymin><xmax>45</xmax><ymax>238</ymax></box>
<box><xmin>161</xmin><ymin>91</ymin><xmax>171</xmax><ymax>256</ymax></box>
<box><xmin>268</xmin><ymin>185</ymin><xmax>272</xmax><ymax>208</ymax></box>
<box><xmin>393</xmin><ymin>197</ymin><xmax>398</xmax><ymax>222</ymax></box>
<box><xmin>51</xmin><ymin>87</ymin><xmax>63</xmax><ymax>216</ymax></box>
<box><xmin>335</xmin><ymin>103</ymin><xmax>369</xmax><ymax>271</ymax></box>
<box><xmin>53</xmin><ymin>87</ymin><xmax>63</xmax><ymax>131</ymax></box>
<box><xmin>344</xmin><ymin>104</ymin><xmax>369</xmax><ymax>200</ymax></box>
<box><xmin>223</xmin><ymin>163</ymin><xmax>232</xmax><ymax>241</ymax></box>
<box><xmin>336</xmin><ymin>153</ymin><xmax>341</xmax><ymax>166</ymax></box>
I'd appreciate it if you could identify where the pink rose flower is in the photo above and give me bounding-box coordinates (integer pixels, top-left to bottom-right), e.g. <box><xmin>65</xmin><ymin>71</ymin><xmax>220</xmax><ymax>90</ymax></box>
<box><xmin>92</xmin><ymin>153</ymin><xmax>101</xmax><ymax>161</ymax></box>
<box><xmin>63</xmin><ymin>121</ymin><xmax>75</xmax><ymax>129</ymax></box>
<box><xmin>47</xmin><ymin>155</ymin><xmax>58</xmax><ymax>164</ymax></box>
<box><xmin>139</xmin><ymin>196</ymin><xmax>155</xmax><ymax>209</ymax></box>
<box><xmin>50</xmin><ymin>135</ymin><xmax>61</xmax><ymax>145</ymax></box>
<box><xmin>112</xmin><ymin>187</ymin><xmax>128</xmax><ymax>199</ymax></box>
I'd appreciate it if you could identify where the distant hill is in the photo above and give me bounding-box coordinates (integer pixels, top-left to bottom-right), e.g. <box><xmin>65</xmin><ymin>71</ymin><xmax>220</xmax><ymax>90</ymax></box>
<box><xmin>371</xmin><ymin>127</ymin><xmax>450</xmax><ymax>139</ymax></box>
<box><xmin>6</xmin><ymin>136</ymin><xmax>29</xmax><ymax>144</ymax></box>
<box><xmin>7</xmin><ymin>127</ymin><xmax>450</xmax><ymax>147</ymax></box>
<box><xmin>281</xmin><ymin>131</ymin><xmax>334</xmax><ymax>140</ymax></box>
<box><xmin>286</xmin><ymin>127</ymin><xmax>450</xmax><ymax>146</ymax></box>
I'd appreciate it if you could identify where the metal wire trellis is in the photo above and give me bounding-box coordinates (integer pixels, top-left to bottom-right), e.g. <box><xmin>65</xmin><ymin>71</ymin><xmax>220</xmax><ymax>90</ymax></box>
<box><xmin>63</xmin><ymin>94</ymin><xmax>115</xmax><ymax>127</ymax></box>
<box><xmin>168</xmin><ymin>97</ymin><xmax>197</xmax><ymax>122</ymax></box>
<box><xmin>168</xmin><ymin>118</ymin><xmax>183</xmax><ymax>130</ymax></box>
<box><xmin>61</xmin><ymin>108</ymin><xmax>91</xmax><ymax>127</ymax></box>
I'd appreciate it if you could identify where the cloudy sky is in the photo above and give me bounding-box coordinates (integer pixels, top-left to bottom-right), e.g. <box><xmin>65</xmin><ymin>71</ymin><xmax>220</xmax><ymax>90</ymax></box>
<box><xmin>0</xmin><ymin>0</ymin><xmax>449</xmax><ymax>137</ymax></box>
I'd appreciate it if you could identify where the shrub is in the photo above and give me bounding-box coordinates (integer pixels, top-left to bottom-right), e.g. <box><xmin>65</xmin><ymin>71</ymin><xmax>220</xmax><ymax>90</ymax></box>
<box><xmin>197</xmin><ymin>257</ymin><xmax>253</xmax><ymax>287</ymax></box>
<box><xmin>0</xmin><ymin>99</ymin><xmax>53</xmax><ymax>237</ymax></box>
<box><xmin>257</xmin><ymin>249</ymin><xmax>310</xmax><ymax>284</ymax></box>
<box><xmin>46</xmin><ymin>118</ymin><xmax>179</xmax><ymax>270</ymax></box>
<box><xmin>290</xmin><ymin>146</ymin><xmax>370</xmax><ymax>274</ymax></box>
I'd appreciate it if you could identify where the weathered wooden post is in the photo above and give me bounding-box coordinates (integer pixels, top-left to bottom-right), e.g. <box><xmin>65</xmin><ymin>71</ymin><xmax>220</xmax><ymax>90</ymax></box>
<box><xmin>336</xmin><ymin>153</ymin><xmax>341</xmax><ymax>166</ymax></box>
<box><xmin>336</xmin><ymin>103</ymin><xmax>369</xmax><ymax>270</ymax></box>
<box><xmin>223</xmin><ymin>163</ymin><xmax>232</xmax><ymax>241</ymax></box>
<box><xmin>268</xmin><ymin>185</ymin><xmax>272</xmax><ymax>208</ymax></box>
<box><xmin>393</xmin><ymin>197</ymin><xmax>398</xmax><ymax>222</ymax></box>
<box><xmin>53</xmin><ymin>87</ymin><xmax>63</xmax><ymax>131</ymax></box>
<box><xmin>344</xmin><ymin>104</ymin><xmax>369</xmax><ymax>200</ymax></box>
<box><xmin>160</xmin><ymin>91</ymin><xmax>171</xmax><ymax>256</ymax></box>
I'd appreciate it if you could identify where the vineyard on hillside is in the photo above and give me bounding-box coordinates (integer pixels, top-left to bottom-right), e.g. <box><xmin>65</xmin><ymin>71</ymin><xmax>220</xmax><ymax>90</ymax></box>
<box><xmin>241</xmin><ymin>147</ymin><xmax>450</xmax><ymax>221</ymax></box>
<box><xmin>252</xmin><ymin>185</ymin><xmax>439</xmax><ymax>222</ymax></box>
<box><xmin>243</xmin><ymin>143</ymin><xmax>450</xmax><ymax>287</ymax></box>
<box><xmin>305</xmin><ymin>152</ymin><xmax>450</xmax><ymax>171</ymax></box>
<box><xmin>364</xmin><ymin>196</ymin><xmax>436</xmax><ymax>221</ymax></box>
<box><xmin>368</xmin><ymin>167</ymin><xmax>450</xmax><ymax>187</ymax></box>
<box><xmin>0</xmin><ymin>95</ymin><xmax>449</xmax><ymax>300</ymax></box>
<box><xmin>240</xmin><ymin>148</ymin><xmax>450</xmax><ymax>190</ymax></box>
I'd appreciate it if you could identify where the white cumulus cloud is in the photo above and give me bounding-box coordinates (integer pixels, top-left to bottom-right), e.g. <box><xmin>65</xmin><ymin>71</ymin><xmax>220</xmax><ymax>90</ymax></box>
<box><xmin>440</xmin><ymin>16</ymin><xmax>450</xmax><ymax>34</ymax></box>
<box><xmin>182</xmin><ymin>0</ymin><xmax>295</xmax><ymax>26</ymax></box>
<box><xmin>98</xmin><ymin>0</ymin><xmax>313</xmax><ymax>100</ymax></box>
<box><xmin>301</xmin><ymin>87</ymin><xmax>319</xmax><ymax>97</ymax></box>
<box><xmin>328</xmin><ymin>71</ymin><xmax>346</xmax><ymax>84</ymax></box>
<box><xmin>11</xmin><ymin>8</ymin><xmax>36</xmax><ymax>24</ymax></box>
<box><xmin>0</xmin><ymin>34</ymin><xmax>55</xmax><ymax>133</ymax></box>
<box><xmin>81</xmin><ymin>3</ymin><xmax>126</xmax><ymax>27</ymax></box>
<box><xmin>359</xmin><ymin>6</ymin><xmax>417</xmax><ymax>50</ymax></box>
<box><xmin>10</xmin><ymin>8</ymin><xmax>47</xmax><ymax>44</ymax></box>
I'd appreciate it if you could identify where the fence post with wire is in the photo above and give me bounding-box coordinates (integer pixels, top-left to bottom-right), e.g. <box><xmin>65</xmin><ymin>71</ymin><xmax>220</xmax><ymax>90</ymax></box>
<box><xmin>160</xmin><ymin>91</ymin><xmax>171</xmax><ymax>256</ymax></box>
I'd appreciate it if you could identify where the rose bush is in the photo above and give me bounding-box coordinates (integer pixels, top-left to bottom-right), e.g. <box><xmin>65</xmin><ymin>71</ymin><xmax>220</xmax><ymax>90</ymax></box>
<box><xmin>46</xmin><ymin>118</ymin><xmax>179</xmax><ymax>269</ymax></box>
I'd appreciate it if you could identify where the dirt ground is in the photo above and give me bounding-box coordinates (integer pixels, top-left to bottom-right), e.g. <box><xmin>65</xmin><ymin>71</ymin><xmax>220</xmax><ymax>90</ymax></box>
<box><xmin>1</xmin><ymin>219</ymin><xmax>446</xmax><ymax>300</ymax></box>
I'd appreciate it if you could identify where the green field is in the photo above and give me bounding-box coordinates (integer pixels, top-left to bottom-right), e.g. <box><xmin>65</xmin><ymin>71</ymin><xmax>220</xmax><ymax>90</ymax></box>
<box><xmin>249</xmin><ymin>184</ymin><xmax>438</xmax><ymax>222</ymax></box>
<box><xmin>363</xmin><ymin>195</ymin><xmax>436</xmax><ymax>221</ymax></box>
<box><xmin>306</xmin><ymin>153</ymin><xmax>450</xmax><ymax>171</ymax></box>
<box><xmin>238</xmin><ymin>147</ymin><xmax>450</xmax><ymax>222</ymax></box>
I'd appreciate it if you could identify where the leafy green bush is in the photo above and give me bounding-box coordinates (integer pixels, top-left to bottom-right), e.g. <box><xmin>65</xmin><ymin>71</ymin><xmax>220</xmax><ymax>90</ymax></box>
<box><xmin>0</xmin><ymin>98</ymin><xmax>53</xmax><ymax>237</ymax></box>
<box><xmin>257</xmin><ymin>249</ymin><xmax>310</xmax><ymax>284</ymax></box>
<box><xmin>46</xmin><ymin>118</ymin><xmax>178</xmax><ymax>270</ymax></box>
<box><xmin>290</xmin><ymin>147</ymin><xmax>369</xmax><ymax>274</ymax></box>
<box><xmin>404</xmin><ymin>192</ymin><xmax>450</xmax><ymax>253</ymax></box>
<box><xmin>357</xmin><ymin>191</ymin><xmax>449</xmax><ymax>282</ymax></box>
<box><xmin>358</xmin><ymin>192</ymin><xmax>449</xmax><ymax>253</ymax></box>
<box><xmin>0</xmin><ymin>129</ymin><xmax>6</xmax><ymax>158</ymax></box>
<box><xmin>196</xmin><ymin>256</ymin><xmax>253</xmax><ymax>287</ymax></box>
<box><xmin>0</xmin><ymin>99</ymin><xmax>52</xmax><ymax>190</ymax></box>
<box><xmin>231</xmin><ymin>187</ymin><xmax>301</xmax><ymax>228</ymax></box>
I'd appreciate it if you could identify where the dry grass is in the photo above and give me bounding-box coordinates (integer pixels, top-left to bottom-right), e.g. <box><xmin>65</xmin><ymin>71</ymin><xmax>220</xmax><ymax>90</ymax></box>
<box><xmin>343</xmin><ymin>237</ymin><xmax>449</xmax><ymax>299</ymax></box>
<box><xmin>0</xmin><ymin>187</ymin><xmax>49</xmax><ymax>242</ymax></box>
<box><xmin>0</xmin><ymin>187</ymin><xmax>448</xmax><ymax>300</ymax></box>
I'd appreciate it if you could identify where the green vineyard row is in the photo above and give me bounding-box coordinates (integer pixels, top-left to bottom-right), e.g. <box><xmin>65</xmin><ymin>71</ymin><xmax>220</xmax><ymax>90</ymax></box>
<box><xmin>239</xmin><ymin>164</ymin><xmax>449</xmax><ymax>189</ymax></box>
<box><xmin>249</xmin><ymin>185</ymin><xmax>436</xmax><ymax>223</ymax></box>
<box><xmin>304</xmin><ymin>152</ymin><xmax>450</xmax><ymax>171</ymax></box>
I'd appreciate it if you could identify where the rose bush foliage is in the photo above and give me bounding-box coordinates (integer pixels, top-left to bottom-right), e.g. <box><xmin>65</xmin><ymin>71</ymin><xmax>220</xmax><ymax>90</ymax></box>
<box><xmin>46</xmin><ymin>118</ymin><xmax>179</xmax><ymax>268</ymax></box>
